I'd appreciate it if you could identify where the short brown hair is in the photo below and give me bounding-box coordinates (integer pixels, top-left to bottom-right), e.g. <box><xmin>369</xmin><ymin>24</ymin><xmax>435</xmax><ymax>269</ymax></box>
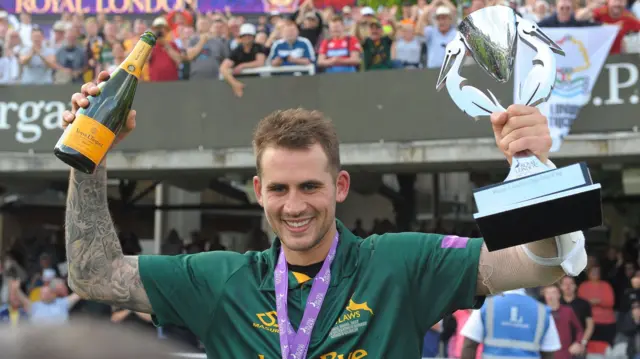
<box><xmin>252</xmin><ymin>108</ymin><xmax>340</xmax><ymax>176</ymax></box>
<box><xmin>330</xmin><ymin>14</ymin><xmax>344</xmax><ymax>23</ymax></box>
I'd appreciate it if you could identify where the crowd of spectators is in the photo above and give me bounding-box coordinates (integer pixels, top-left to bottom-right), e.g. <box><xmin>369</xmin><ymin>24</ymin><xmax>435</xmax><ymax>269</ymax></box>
<box><xmin>439</xmin><ymin>229</ymin><xmax>640</xmax><ymax>359</ymax></box>
<box><xmin>0</xmin><ymin>0</ymin><xmax>639</xmax><ymax>96</ymax></box>
<box><xmin>0</xmin><ymin>215</ymin><xmax>638</xmax><ymax>358</ymax></box>
<box><xmin>0</xmin><ymin>216</ymin><xmax>475</xmax><ymax>353</ymax></box>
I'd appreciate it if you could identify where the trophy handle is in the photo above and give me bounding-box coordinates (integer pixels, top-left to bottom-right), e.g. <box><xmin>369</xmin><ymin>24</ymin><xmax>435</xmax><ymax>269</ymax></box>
<box><xmin>505</xmin><ymin>150</ymin><xmax>549</xmax><ymax>182</ymax></box>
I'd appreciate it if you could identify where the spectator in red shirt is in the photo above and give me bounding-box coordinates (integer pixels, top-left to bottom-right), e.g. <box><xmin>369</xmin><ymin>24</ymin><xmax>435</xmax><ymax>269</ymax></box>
<box><xmin>543</xmin><ymin>285</ymin><xmax>585</xmax><ymax>359</ymax></box>
<box><xmin>148</xmin><ymin>17</ymin><xmax>182</xmax><ymax>82</ymax></box>
<box><xmin>317</xmin><ymin>15</ymin><xmax>362</xmax><ymax>74</ymax></box>
<box><xmin>593</xmin><ymin>0</ymin><xmax>640</xmax><ymax>54</ymax></box>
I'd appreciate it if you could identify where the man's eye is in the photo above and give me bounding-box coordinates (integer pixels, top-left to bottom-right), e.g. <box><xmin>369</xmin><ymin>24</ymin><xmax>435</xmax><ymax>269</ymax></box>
<box><xmin>302</xmin><ymin>183</ymin><xmax>318</xmax><ymax>191</ymax></box>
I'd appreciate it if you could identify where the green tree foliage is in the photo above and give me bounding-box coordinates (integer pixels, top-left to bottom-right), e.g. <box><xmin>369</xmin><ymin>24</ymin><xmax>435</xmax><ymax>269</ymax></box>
<box><xmin>356</xmin><ymin>0</ymin><xmax>462</xmax><ymax>8</ymax></box>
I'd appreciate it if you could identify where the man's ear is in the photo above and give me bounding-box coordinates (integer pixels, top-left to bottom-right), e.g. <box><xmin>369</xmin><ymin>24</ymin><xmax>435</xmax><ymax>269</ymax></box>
<box><xmin>253</xmin><ymin>175</ymin><xmax>264</xmax><ymax>207</ymax></box>
<box><xmin>335</xmin><ymin>170</ymin><xmax>350</xmax><ymax>203</ymax></box>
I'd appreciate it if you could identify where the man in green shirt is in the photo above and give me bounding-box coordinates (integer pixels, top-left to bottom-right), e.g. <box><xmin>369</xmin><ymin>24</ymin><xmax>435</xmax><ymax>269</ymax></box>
<box><xmin>61</xmin><ymin>72</ymin><xmax>587</xmax><ymax>359</ymax></box>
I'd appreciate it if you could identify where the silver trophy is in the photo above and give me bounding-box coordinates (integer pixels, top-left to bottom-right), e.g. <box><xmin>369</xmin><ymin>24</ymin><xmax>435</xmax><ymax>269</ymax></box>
<box><xmin>436</xmin><ymin>5</ymin><xmax>602</xmax><ymax>251</ymax></box>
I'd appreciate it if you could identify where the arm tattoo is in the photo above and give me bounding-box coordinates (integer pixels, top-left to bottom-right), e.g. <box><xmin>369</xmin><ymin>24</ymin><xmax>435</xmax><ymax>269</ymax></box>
<box><xmin>65</xmin><ymin>166</ymin><xmax>152</xmax><ymax>313</ymax></box>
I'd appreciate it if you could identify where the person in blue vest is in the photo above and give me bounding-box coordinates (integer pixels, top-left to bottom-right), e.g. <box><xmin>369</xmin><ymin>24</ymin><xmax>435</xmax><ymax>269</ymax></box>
<box><xmin>266</xmin><ymin>19</ymin><xmax>316</xmax><ymax>68</ymax></box>
<box><xmin>423</xmin><ymin>320</ymin><xmax>444</xmax><ymax>357</ymax></box>
<box><xmin>459</xmin><ymin>288</ymin><xmax>561</xmax><ymax>359</ymax></box>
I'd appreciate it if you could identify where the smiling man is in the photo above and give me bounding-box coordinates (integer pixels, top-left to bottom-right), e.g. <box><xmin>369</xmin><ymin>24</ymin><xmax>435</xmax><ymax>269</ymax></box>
<box><xmin>61</xmin><ymin>72</ymin><xmax>587</xmax><ymax>359</ymax></box>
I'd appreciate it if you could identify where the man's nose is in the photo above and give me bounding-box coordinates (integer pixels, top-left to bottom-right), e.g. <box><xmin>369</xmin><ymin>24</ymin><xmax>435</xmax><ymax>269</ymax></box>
<box><xmin>283</xmin><ymin>192</ymin><xmax>306</xmax><ymax>216</ymax></box>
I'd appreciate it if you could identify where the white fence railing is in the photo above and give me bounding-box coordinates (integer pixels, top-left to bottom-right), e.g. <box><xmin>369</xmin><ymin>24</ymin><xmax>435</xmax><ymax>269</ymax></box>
<box><xmin>623</xmin><ymin>32</ymin><xmax>640</xmax><ymax>54</ymax></box>
<box><xmin>218</xmin><ymin>64</ymin><xmax>316</xmax><ymax>81</ymax></box>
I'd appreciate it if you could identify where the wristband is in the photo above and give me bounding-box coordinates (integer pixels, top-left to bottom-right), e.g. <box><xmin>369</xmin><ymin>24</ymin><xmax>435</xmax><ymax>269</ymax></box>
<box><xmin>520</xmin><ymin>159</ymin><xmax>588</xmax><ymax>276</ymax></box>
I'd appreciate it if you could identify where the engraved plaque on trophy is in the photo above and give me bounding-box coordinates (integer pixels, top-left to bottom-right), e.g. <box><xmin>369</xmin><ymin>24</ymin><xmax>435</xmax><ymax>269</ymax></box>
<box><xmin>436</xmin><ymin>5</ymin><xmax>602</xmax><ymax>251</ymax></box>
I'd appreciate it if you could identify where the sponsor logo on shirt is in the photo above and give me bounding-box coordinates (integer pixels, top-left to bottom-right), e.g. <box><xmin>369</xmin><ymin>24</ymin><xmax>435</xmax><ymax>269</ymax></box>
<box><xmin>253</xmin><ymin>310</ymin><xmax>279</xmax><ymax>333</ymax></box>
<box><xmin>319</xmin><ymin>349</ymin><xmax>369</xmax><ymax>359</ymax></box>
<box><xmin>258</xmin><ymin>349</ymin><xmax>369</xmax><ymax>359</ymax></box>
<box><xmin>328</xmin><ymin>298</ymin><xmax>373</xmax><ymax>340</ymax></box>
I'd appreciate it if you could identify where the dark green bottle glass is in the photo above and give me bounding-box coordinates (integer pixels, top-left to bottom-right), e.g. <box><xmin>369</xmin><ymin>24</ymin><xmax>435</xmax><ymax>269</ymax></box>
<box><xmin>54</xmin><ymin>31</ymin><xmax>157</xmax><ymax>174</ymax></box>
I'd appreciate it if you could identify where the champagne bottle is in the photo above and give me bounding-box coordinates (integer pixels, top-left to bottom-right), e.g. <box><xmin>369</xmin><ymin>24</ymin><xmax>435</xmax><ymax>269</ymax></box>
<box><xmin>54</xmin><ymin>31</ymin><xmax>157</xmax><ymax>174</ymax></box>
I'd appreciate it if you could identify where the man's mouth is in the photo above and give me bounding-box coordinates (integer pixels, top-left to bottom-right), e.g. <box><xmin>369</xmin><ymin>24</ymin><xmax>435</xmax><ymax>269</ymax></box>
<box><xmin>283</xmin><ymin>218</ymin><xmax>312</xmax><ymax>231</ymax></box>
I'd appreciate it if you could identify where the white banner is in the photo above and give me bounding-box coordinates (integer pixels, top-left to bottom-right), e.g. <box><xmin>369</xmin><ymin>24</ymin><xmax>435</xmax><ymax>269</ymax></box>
<box><xmin>513</xmin><ymin>25</ymin><xmax>619</xmax><ymax>152</ymax></box>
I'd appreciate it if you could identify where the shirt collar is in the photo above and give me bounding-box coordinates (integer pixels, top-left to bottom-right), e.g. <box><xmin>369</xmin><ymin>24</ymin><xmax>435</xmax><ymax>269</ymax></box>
<box><xmin>258</xmin><ymin>219</ymin><xmax>360</xmax><ymax>291</ymax></box>
<box><xmin>503</xmin><ymin>288</ymin><xmax>528</xmax><ymax>296</ymax></box>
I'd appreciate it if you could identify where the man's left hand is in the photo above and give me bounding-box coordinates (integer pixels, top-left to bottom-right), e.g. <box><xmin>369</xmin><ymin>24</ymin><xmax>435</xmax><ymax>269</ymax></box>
<box><xmin>491</xmin><ymin>104</ymin><xmax>552</xmax><ymax>165</ymax></box>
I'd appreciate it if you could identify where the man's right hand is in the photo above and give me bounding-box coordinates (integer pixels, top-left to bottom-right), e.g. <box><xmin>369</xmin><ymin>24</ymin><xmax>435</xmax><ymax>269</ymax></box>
<box><xmin>62</xmin><ymin>71</ymin><xmax>137</xmax><ymax>146</ymax></box>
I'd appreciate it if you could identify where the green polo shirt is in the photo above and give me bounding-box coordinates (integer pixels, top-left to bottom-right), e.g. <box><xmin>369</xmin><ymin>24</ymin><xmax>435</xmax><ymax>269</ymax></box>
<box><xmin>139</xmin><ymin>220</ymin><xmax>484</xmax><ymax>358</ymax></box>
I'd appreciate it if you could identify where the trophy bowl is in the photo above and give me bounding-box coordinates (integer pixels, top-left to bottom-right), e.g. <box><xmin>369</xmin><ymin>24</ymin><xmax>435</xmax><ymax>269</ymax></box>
<box><xmin>458</xmin><ymin>5</ymin><xmax>518</xmax><ymax>84</ymax></box>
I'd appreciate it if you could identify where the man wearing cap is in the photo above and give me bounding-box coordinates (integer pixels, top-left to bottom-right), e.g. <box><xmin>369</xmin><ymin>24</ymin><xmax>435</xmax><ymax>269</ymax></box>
<box><xmin>418</xmin><ymin>5</ymin><xmax>457</xmax><ymax>69</ymax></box>
<box><xmin>50</xmin><ymin>21</ymin><xmax>67</xmax><ymax>51</ymax></box>
<box><xmin>358</xmin><ymin>18</ymin><xmax>394</xmax><ymax>71</ymax></box>
<box><xmin>356</xmin><ymin>6</ymin><xmax>377</xmax><ymax>39</ymax></box>
<box><xmin>220</xmin><ymin>23</ymin><xmax>266</xmax><ymax>97</ymax></box>
<box><xmin>147</xmin><ymin>16</ymin><xmax>182</xmax><ymax>82</ymax></box>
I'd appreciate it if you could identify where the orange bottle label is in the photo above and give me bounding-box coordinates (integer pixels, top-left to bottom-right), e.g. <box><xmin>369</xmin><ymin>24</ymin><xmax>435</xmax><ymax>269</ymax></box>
<box><xmin>119</xmin><ymin>40</ymin><xmax>153</xmax><ymax>79</ymax></box>
<box><xmin>60</xmin><ymin>114</ymin><xmax>116</xmax><ymax>165</ymax></box>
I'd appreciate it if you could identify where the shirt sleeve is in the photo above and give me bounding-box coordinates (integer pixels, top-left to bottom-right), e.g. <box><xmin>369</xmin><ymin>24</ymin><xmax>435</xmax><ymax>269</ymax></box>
<box><xmin>424</xmin><ymin>26</ymin><xmax>433</xmax><ymax>43</ymax></box>
<box><xmin>318</xmin><ymin>39</ymin><xmax>328</xmax><ymax>55</ymax></box>
<box><xmin>460</xmin><ymin>309</ymin><xmax>484</xmax><ymax>343</ymax></box>
<box><xmin>585</xmin><ymin>300</ymin><xmax>593</xmax><ymax>318</ymax></box>
<box><xmin>592</xmin><ymin>7</ymin><xmax>605</xmax><ymax>21</ymax></box>
<box><xmin>371</xmin><ymin>233</ymin><xmax>484</xmax><ymax>332</ymax></box>
<box><xmin>540</xmin><ymin>313</ymin><xmax>562</xmax><ymax>352</ymax></box>
<box><xmin>138</xmin><ymin>251</ymin><xmax>246</xmax><ymax>337</ymax></box>
<box><xmin>302</xmin><ymin>38</ymin><xmax>315</xmax><ymax>61</ymax></box>
<box><xmin>228</xmin><ymin>46</ymin><xmax>240</xmax><ymax>63</ymax></box>
<box><xmin>630</xmin><ymin>15</ymin><xmax>640</xmax><ymax>31</ymax></box>
<box><xmin>266</xmin><ymin>41</ymin><xmax>279</xmax><ymax>62</ymax></box>
<box><xmin>569</xmin><ymin>307</ymin><xmax>584</xmax><ymax>341</ymax></box>
<box><xmin>349</xmin><ymin>36</ymin><xmax>362</xmax><ymax>53</ymax></box>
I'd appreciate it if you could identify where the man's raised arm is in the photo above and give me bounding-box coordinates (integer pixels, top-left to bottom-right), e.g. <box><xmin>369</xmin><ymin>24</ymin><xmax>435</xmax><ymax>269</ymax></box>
<box><xmin>65</xmin><ymin>166</ymin><xmax>152</xmax><ymax>313</ymax></box>
<box><xmin>475</xmin><ymin>105</ymin><xmax>587</xmax><ymax>295</ymax></box>
<box><xmin>62</xmin><ymin>71</ymin><xmax>151</xmax><ymax>313</ymax></box>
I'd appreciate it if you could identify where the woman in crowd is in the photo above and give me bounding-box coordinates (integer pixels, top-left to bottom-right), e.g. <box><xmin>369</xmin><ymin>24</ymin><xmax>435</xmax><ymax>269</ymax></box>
<box><xmin>578</xmin><ymin>265</ymin><xmax>616</xmax><ymax>357</ymax></box>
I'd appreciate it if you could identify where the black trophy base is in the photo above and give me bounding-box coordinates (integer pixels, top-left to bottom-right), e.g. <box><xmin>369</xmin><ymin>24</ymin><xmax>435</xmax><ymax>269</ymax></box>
<box><xmin>474</xmin><ymin>185</ymin><xmax>602</xmax><ymax>251</ymax></box>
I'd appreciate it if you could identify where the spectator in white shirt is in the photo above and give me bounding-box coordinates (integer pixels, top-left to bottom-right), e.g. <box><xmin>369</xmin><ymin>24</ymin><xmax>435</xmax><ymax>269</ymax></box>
<box><xmin>18</xmin><ymin>26</ymin><xmax>57</xmax><ymax>84</ymax></box>
<box><xmin>421</xmin><ymin>6</ymin><xmax>457</xmax><ymax>69</ymax></box>
<box><xmin>392</xmin><ymin>23</ymin><xmax>423</xmax><ymax>69</ymax></box>
<box><xmin>9</xmin><ymin>278</ymin><xmax>81</xmax><ymax>326</ymax></box>
<box><xmin>49</xmin><ymin>21</ymin><xmax>67</xmax><ymax>51</ymax></box>
<box><xmin>0</xmin><ymin>42</ymin><xmax>19</xmax><ymax>84</ymax></box>
<box><xmin>16</xmin><ymin>12</ymin><xmax>33</xmax><ymax>48</ymax></box>
<box><xmin>632</xmin><ymin>0</ymin><xmax>640</xmax><ymax>18</ymax></box>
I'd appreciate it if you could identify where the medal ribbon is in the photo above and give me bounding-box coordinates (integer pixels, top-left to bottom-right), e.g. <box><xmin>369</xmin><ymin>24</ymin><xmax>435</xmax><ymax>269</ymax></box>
<box><xmin>274</xmin><ymin>232</ymin><xmax>339</xmax><ymax>359</ymax></box>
